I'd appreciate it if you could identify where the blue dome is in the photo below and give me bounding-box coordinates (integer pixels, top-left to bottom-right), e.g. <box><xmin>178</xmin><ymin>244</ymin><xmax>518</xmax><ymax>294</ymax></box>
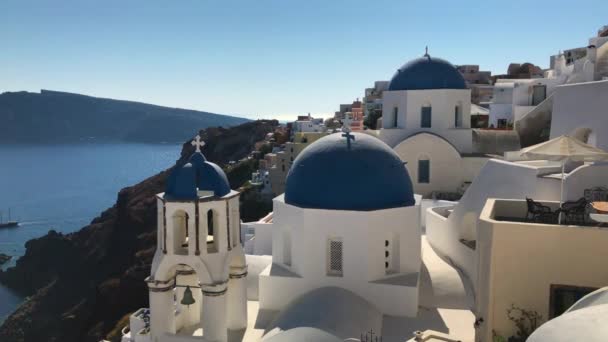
<box><xmin>285</xmin><ymin>132</ymin><xmax>415</xmax><ymax>211</ymax></box>
<box><xmin>388</xmin><ymin>54</ymin><xmax>467</xmax><ymax>91</ymax></box>
<box><xmin>165</xmin><ymin>152</ymin><xmax>231</xmax><ymax>200</ymax></box>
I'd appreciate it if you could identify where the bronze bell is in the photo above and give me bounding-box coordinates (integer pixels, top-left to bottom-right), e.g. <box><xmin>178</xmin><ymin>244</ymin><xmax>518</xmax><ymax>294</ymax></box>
<box><xmin>181</xmin><ymin>286</ymin><xmax>196</xmax><ymax>307</ymax></box>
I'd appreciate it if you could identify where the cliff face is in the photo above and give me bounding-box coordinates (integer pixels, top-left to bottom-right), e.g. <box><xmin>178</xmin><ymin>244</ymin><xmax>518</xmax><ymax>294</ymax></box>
<box><xmin>0</xmin><ymin>120</ymin><xmax>278</xmax><ymax>342</ymax></box>
<box><xmin>0</xmin><ymin>90</ymin><xmax>250</xmax><ymax>143</ymax></box>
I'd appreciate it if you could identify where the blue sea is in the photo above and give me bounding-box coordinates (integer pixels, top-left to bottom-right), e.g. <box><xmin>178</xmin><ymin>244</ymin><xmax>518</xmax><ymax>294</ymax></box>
<box><xmin>0</xmin><ymin>143</ymin><xmax>182</xmax><ymax>323</ymax></box>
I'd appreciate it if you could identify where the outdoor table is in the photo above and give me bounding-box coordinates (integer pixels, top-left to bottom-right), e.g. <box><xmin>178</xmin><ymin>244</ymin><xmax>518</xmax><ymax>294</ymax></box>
<box><xmin>590</xmin><ymin>202</ymin><xmax>608</xmax><ymax>225</ymax></box>
<box><xmin>591</xmin><ymin>201</ymin><xmax>608</xmax><ymax>214</ymax></box>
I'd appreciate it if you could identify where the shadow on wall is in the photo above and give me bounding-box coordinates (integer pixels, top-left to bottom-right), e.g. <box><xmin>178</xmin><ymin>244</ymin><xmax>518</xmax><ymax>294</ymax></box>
<box><xmin>472</xmin><ymin>129</ymin><xmax>521</xmax><ymax>154</ymax></box>
<box><xmin>381</xmin><ymin>308</ymin><xmax>448</xmax><ymax>341</ymax></box>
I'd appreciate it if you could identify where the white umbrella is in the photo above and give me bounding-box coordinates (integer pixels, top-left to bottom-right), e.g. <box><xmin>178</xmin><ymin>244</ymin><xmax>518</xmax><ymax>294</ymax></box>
<box><xmin>521</xmin><ymin>135</ymin><xmax>608</xmax><ymax>223</ymax></box>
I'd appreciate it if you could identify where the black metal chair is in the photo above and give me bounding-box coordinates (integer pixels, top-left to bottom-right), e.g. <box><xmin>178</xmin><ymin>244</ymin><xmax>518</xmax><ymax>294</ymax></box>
<box><xmin>584</xmin><ymin>186</ymin><xmax>608</xmax><ymax>202</ymax></box>
<box><xmin>526</xmin><ymin>197</ymin><xmax>558</xmax><ymax>223</ymax></box>
<box><xmin>559</xmin><ymin>197</ymin><xmax>588</xmax><ymax>225</ymax></box>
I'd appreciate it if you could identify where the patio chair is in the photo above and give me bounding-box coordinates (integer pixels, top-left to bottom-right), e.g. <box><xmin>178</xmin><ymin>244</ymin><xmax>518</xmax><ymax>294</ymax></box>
<box><xmin>584</xmin><ymin>186</ymin><xmax>608</xmax><ymax>202</ymax></box>
<box><xmin>526</xmin><ymin>197</ymin><xmax>558</xmax><ymax>223</ymax></box>
<box><xmin>560</xmin><ymin>197</ymin><xmax>588</xmax><ymax>225</ymax></box>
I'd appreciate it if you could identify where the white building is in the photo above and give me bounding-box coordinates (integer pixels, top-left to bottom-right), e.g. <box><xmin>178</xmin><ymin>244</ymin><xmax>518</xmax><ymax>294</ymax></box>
<box><xmin>374</xmin><ymin>50</ymin><xmax>489</xmax><ymax>197</ymax></box>
<box><xmin>259</xmin><ymin>132</ymin><xmax>422</xmax><ymax>317</ymax></box>
<box><xmin>380</xmin><ymin>51</ymin><xmax>472</xmax><ymax>154</ymax></box>
<box><xmin>489</xmin><ymin>78</ymin><xmax>560</xmax><ymax>128</ymax></box>
<box><xmin>423</xmin><ymin>152</ymin><xmax>608</xmax><ymax>341</ymax></box>
<box><xmin>242</xmin><ymin>132</ymin><xmax>476</xmax><ymax>341</ymax></box>
<box><xmin>292</xmin><ymin>115</ymin><xmax>326</xmax><ymax>134</ymax></box>
<box><xmin>490</xmin><ymin>25</ymin><xmax>608</xmax><ymax>127</ymax></box>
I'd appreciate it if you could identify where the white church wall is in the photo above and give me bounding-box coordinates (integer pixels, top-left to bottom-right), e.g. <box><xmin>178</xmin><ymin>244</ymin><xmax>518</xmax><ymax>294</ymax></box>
<box><xmin>271</xmin><ymin>196</ymin><xmax>303</xmax><ymax>267</ymax></box>
<box><xmin>376</xmin><ymin>128</ymin><xmax>473</xmax><ymax>154</ymax></box>
<box><xmin>381</xmin><ymin>89</ymin><xmax>473</xmax><ymax>153</ymax></box>
<box><xmin>260</xmin><ymin>197</ymin><xmax>422</xmax><ymax>316</ymax></box>
<box><xmin>393</xmin><ymin>133</ymin><xmax>465</xmax><ymax>196</ymax></box>
<box><xmin>258</xmin><ymin>264</ymin><xmax>420</xmax><ymax>317</ymax></box>
<box><xmin>288</xmin><ymin>202</ymin><xmax>421</xmax><ymax>281</ymax></box>
<box><xmin>151</xmin><ymin>193</ymin><xmax>246</xmax><ymax>283</ymax></box>
<box><xmin>550</xmin><ymin>80</ymin><xmax>608</xmax><ymax>150</ymax></box>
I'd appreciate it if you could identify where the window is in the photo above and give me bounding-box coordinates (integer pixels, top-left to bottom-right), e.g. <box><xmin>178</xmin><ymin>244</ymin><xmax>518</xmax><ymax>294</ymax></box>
<box><xmin>385</xmin><ymin>237</ymin><xmax>396</xmax><ymax>274</ymax></box>
<box><xmin>454</xmin><ymin>105</ymin><xmax>462</xmax><ymax>128</ymax></box>
<box><xmin>532</xmin><ymin>84</ymin><xmax>547</xmax><ymax>106</ymax></box>
<box><xmin>421</xmin><ymin>106</ymin><xmax>432</xmax><ymax>128</ymax></box>
<box><xmin>207</xmin><ymin>209</ymin><xmax>214</xmax><ymax>237</ymax></box>
<box><xmin>497</xmin><ymin>119</ymin><xmax>507</xmax><ymax>129</ymax></box>
<box><xmin>549</xmin><ymin>285</ymin><xmax>596</xmax><ymax>318</ymax></box>
<box><xmin>393</xmin><ymin>107</ymin><xmax>398</xmax><ymax>128</ymax></box>
<box><xmin>327</xmin><ymin>238</ymin><xmax>343</xmax><ymax>276</ymax></box>
<box><xmin>207</xmin><ymin>209</ymin><xmax>217</xmax><ymax>253</ymax></box>
<box><xmin>283</xmin><ymin>230</ymin><xmax>291</xmax><ymax>266</ymax></box>
<box><xmin>418</xmin><ymin>159</ymin><xmax>430</xmax><ymax>183</ymax></box>
<box><xmin>172</xmin><ymin>211</ymin><xmax>189</xmax><ymax>255</ymax></box>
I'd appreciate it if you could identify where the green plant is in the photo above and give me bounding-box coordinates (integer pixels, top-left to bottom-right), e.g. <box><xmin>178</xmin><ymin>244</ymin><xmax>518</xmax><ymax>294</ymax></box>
<box><xmin>492</xmin><ymin>331</ymin><xmax>507</xmax><ymax>342</ymax></box>
<box><xmin>506</xmin><ymin>305</ymin><xmax>542</xmax><ymax>342</ymax></box>
<box><xmin>364</xmin><ymin>109</ymin><xmax>382</xmax><ymax>129</ymax></box>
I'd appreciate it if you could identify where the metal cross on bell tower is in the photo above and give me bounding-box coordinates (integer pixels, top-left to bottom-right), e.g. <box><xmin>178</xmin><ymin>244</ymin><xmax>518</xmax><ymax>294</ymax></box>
<box><xmin>341</xmin><ymin>117</ymin><xmax>355</xmax><ymax>150</ymax></box>
<box><xmin>191</xmin><ymin>135</ymin><xmax>205</xmax><ymax>153</ymax></box>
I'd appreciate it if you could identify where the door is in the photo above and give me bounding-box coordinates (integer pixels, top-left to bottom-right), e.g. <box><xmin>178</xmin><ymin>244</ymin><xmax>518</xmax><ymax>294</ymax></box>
<box><xmin>532</xmin><ymin>85</ymin><xmax>546</xmax><ymax>106</ymax></box>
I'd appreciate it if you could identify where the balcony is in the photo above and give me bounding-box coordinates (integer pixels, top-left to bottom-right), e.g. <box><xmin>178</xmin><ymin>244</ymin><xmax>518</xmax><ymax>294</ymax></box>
<box><xmin>482</xmin><ymin>198</ymin><xmax>608</xmax><ymax>228</ymax></box>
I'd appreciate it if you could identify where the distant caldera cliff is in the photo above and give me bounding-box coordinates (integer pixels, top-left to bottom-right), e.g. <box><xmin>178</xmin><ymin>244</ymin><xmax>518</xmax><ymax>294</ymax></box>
<box><xmin>0</xmin><ymin>90</ymin><xmax>250</xmax><ymax>143</ymax></box>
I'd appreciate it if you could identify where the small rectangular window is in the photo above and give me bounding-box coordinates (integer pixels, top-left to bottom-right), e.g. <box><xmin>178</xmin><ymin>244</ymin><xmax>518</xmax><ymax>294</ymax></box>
<box><xmin>549</xmin><ymin>285</ymin><xmax>596</xmax><ymax>318</ymax></box>
<box><xmin>497</xmin><ymin>119</ymin><xmax>507</xmax><ymax>129</ymax></box>
<box><xmin>327</xmin><ymin>238</ymin><xmax>343</xmax><ymax>276</ymax></box>
<box><xmin>418</xmin><ymin>159</ymin><xmax>430</xmax><ymax>183</ymax></box>
<box><xmin>393</xmin><ymin>107</ymin><xmax>398</xmax><ymax>128</ymax></box>
<box><xmin>454</xmin><ymin>106</ymin><xmax>462</xmax><ymax>128</ymax></box>
<box><xmin>421</xmin><ymin>107</ymin><xmax>432</xmax><ymax>128</ymax></box>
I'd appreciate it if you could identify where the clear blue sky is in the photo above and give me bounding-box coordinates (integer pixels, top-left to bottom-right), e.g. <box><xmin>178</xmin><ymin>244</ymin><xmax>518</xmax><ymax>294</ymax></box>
<box><xmin>1</xmin><ymin>1</ymin><xmax>607</xmax><ymax>120</ymax></box>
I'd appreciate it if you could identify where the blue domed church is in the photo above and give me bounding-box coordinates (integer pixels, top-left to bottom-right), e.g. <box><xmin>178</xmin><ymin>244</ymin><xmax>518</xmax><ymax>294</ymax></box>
<box><xmin>258</xmin><ymin>130</ymin><xmax>422</xmax><ymax>318</ymax></box>
<box><xmin>378</xmin><ymin>50</ymin><xmax>478</xmax><ymax>197</ymax></box>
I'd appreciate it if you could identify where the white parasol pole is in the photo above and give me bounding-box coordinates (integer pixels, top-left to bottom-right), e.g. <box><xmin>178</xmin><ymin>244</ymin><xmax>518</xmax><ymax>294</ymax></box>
<box><xmin>559</xmin><ymin>160</ymin><xmax>565</xmax><ymax>224</ymax></box>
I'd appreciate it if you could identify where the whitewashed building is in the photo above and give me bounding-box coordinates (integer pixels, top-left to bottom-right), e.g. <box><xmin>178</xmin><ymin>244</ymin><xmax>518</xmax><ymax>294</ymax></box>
<box><xmin>258</xmin><ymin>132</ymin><xmax>422</xmax><ymax>317</ymax></box>
<box><xmin>490</xmin><ymin>25</ymin><xmax>608</xmax><ymax>127</ymax></box>
<box><xmin>374</xmin><ymin>49</ymin><xmax>489</xmax><ymax>197</ymax></box>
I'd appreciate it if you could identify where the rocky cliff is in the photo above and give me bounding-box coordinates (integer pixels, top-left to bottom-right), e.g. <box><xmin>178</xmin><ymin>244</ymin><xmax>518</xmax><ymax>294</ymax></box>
<box><xmin>0</xmin><ymin>90</ymin><xmax>250</xmax><ymax>143</ymax></box>
<box><xmin>0</xmin><ymin>120</ymin><xmax>278</xmax><ymax>342</ymax></box>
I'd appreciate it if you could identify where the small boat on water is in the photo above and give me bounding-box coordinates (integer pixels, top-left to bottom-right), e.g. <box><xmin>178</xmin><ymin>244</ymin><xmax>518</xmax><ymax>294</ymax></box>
<box><xmin>0</xmin><ymin>209</ymin><xmax>19</xmax><ymax>228</ymax></box>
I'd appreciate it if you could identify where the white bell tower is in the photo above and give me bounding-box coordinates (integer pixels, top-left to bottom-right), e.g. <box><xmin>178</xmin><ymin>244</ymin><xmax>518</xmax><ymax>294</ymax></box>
<box><xmin>146</xmin><ymin>136</ymin><xmax>247</xmax><ymax>342</ymax></box>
